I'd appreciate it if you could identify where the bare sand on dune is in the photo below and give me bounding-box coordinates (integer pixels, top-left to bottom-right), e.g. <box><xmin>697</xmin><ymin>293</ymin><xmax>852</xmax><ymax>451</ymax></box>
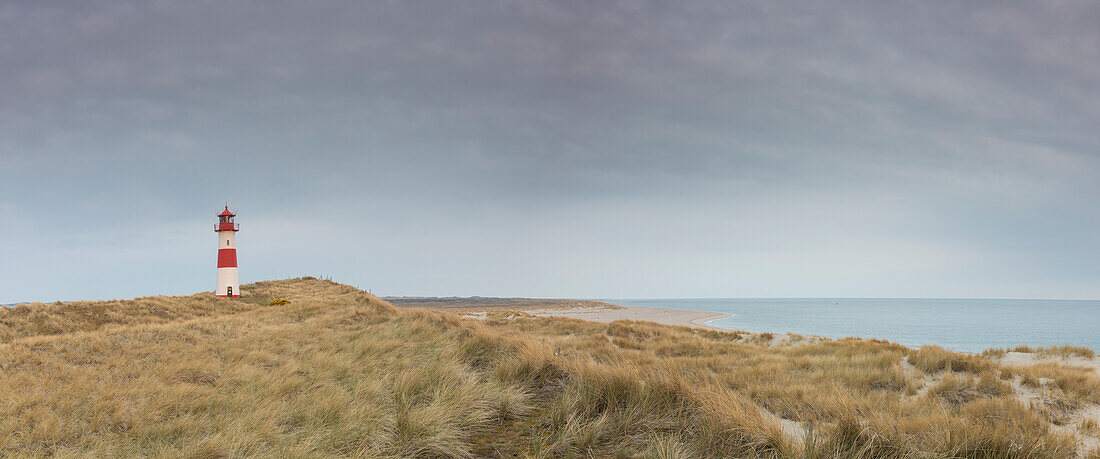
<box><xmin>508</xmin><ymin>304</ymin><xmax>731</xmax><ymax>330</ymax></box>
<box><xmin>998</xmin><ymin>351</ymin><xmax>1100</xmax><ymax>376</ymax></box>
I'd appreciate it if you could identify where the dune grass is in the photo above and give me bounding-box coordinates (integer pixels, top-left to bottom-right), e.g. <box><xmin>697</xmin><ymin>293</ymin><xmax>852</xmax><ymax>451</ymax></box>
<box><xmin>908</xmin><ymin>345</ymin><xmax>996</xmax><ymax>375</ymax></box>
<box><xmin>983</xmin><ymin>345</ymin><xmax>1097</xmax><ymax>360</ymax></box>
<box><xmin>0</xmin><ymin>278</ymin><xmax>1096</xmax><ymax>457</ymax></box>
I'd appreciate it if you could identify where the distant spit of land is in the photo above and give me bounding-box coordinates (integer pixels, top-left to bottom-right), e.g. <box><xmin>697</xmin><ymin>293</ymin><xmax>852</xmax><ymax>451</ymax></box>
<box><xmin>383</xmin><ymin>296</ymin><xmax>621</xmax><ymax>310</ymax></box>
<box><xmin>386</xmin><ymin>296</ymin><xmax>731</xmax><ymax>330</ymax></box>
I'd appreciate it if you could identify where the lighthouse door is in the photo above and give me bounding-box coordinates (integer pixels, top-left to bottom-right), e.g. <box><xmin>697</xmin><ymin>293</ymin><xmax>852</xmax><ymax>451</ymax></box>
<box><xmin>227</xmin><ymin>286</ymin><xmax>233</xmax><ymax>296</ymax></box>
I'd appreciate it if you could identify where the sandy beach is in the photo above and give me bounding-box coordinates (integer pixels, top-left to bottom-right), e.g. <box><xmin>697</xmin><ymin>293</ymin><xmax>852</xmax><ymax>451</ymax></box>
<box><xmin>388</xmin><ymin>296</ymin><xmax>733</xmax><ymax>331</ymax></box>
<box><xmin>473</xmin><ymin>303</ymin><xmax>731</xmax><ymax>330</ymax></box>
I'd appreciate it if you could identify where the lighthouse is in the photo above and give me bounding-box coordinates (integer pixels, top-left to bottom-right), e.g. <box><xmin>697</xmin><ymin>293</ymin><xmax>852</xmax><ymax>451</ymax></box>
<box><xmin>214</xmin><ymin>205</ymin><xmax>240</xmax><ymax>298</ymax></box>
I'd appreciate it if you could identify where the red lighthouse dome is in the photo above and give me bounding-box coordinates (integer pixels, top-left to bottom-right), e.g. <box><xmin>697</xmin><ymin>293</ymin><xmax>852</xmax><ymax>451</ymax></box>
<box><xmin>215</xmin><ymin>206</ymin><xmax>239</xmax><ymax>232</ymax></box>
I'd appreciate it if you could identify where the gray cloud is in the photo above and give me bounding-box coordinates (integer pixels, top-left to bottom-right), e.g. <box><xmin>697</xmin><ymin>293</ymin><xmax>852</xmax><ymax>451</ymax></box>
<box><xmin>1</xmin><ymin>0</ymin><xmax>1098</xmax><ymax>301</ymax></box>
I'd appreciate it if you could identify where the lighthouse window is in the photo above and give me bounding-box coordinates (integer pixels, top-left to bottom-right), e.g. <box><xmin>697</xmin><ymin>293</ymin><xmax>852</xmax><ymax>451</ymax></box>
<box><xmin>227</xmin><ymin>240</ymin><xmax>230</xmax><ymax>246</ymax></box>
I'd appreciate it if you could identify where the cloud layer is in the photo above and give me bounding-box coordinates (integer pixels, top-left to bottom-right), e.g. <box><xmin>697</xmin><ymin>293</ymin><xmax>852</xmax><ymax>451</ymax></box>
<box><xmin>2</xmin><ymin>1</ymin><xmax>1098</xmax><ymax>301</ymax></box>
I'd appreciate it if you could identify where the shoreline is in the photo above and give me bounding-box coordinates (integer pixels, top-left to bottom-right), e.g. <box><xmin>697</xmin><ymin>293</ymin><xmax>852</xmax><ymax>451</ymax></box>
<box><xmin>437</xmin><ymin>298</ymin><xmax>1098</xmax><ymax>365</ymax></box>
<box><xmin>504</xmin><ymin>304</ymin><xmax>1100</xmax><ymax>375</ymax></box>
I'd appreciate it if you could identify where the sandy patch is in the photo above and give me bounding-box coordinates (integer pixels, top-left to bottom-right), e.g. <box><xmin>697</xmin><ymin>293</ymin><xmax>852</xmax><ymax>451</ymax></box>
<box><xmin>1009</xmin><ymin>375</ymin><xmax>1100</xmax><ymax>455</ymax></box>
<box><xmin>987</xmin><ymin>352</ymin><xmax>1100</xmax><ymax>455</ymax></box>
<box><xmin>517</xmin><ymin>304</ymin><xmax>731</xmax><ymax>330</ymax></box>
<box><xmin>458</xmin><ymin>304</ymin><xmax>833</xmax><ymax>349</ymax></box>
<box><xmin>998</xmin><ymin>352</ymin><xmax>1100</xmax><ymax>376</ymax></box>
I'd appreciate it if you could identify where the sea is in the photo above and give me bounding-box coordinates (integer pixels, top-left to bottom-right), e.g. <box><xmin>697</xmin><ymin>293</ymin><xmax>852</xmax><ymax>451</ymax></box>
<box><xmin>604</xmin><ymin>298</ymin><xmax>1100</xmax><ymax>353</ymax></box>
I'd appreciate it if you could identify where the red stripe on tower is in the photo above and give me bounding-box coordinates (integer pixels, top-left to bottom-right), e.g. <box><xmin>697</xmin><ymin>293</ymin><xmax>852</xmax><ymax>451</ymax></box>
<box><xmin>218</xmin><ymin>248</ymin><xmax>237</xmax><ymax>268</ymax></box>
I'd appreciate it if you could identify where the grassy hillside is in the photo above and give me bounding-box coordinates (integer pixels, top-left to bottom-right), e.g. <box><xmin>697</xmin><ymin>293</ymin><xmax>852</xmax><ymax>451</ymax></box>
<box><xmin>0</xmin><ymin>278</ymin><xmax>1097</xmax><ymax>457</ymax></box>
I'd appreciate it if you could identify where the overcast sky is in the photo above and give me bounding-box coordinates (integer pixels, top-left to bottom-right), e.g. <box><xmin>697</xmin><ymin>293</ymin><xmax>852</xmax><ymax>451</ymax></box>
<box><xmin>2</xmin><ymin>1</ymin><xmax>1099</xmax><ymax>302</ymax></box>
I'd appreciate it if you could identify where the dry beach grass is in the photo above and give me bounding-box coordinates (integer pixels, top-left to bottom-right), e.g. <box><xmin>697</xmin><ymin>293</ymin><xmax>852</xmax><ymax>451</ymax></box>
<box><xmin>0</xmin><ymin>278</ymin><xmax>1098</xmax><ymax>457</ymax></box>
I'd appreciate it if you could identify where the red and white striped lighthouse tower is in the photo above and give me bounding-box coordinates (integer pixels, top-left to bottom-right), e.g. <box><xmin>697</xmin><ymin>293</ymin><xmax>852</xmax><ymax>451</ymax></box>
<box><xmin>214</xmin><ymin>205</ymin><xmax>240</xmax><ymax>298</ymax></box>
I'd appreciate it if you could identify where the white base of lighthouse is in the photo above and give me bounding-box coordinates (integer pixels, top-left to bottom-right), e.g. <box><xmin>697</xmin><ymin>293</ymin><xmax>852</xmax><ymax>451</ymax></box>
<box><xmin>216</xmin><ymin>267</ymin><xmax>240</xmax><ymax>298</ymax></box>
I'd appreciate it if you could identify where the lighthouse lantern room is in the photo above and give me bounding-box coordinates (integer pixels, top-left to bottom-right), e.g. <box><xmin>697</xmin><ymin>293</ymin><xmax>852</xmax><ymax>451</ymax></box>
<box><xmin>214</xmin><ymin>205</ymin><xmax>240</xmax><ymax>298</ymax></box>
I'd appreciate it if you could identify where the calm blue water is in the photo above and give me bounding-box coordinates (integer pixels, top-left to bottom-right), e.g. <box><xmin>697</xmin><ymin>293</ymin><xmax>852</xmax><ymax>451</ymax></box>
<box><xmin>604</xmin><ymin>298</ymin><xmax>1100</xmax><ymax>353</ymax></box>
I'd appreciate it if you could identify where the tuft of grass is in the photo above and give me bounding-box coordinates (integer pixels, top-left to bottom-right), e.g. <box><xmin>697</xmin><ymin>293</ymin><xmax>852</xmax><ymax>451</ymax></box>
<box><xmin>927</xmin><ymin>372</ymin><xmax>1011</xmax><ymax>407</ymax></box>
<box><xmin>908</xmin><ymin>345</ymin><xmax>994</xmax><ymax>374</ymax></box>
<box><xmin>815</xmin><ymin>415</ymin><xmax>909</xmax><ymax>459</ymax></box>
<box><xmin>1081</xmin><ymin>417</ymin><xmax>1100</xmax><ymax>435</ymax></box>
